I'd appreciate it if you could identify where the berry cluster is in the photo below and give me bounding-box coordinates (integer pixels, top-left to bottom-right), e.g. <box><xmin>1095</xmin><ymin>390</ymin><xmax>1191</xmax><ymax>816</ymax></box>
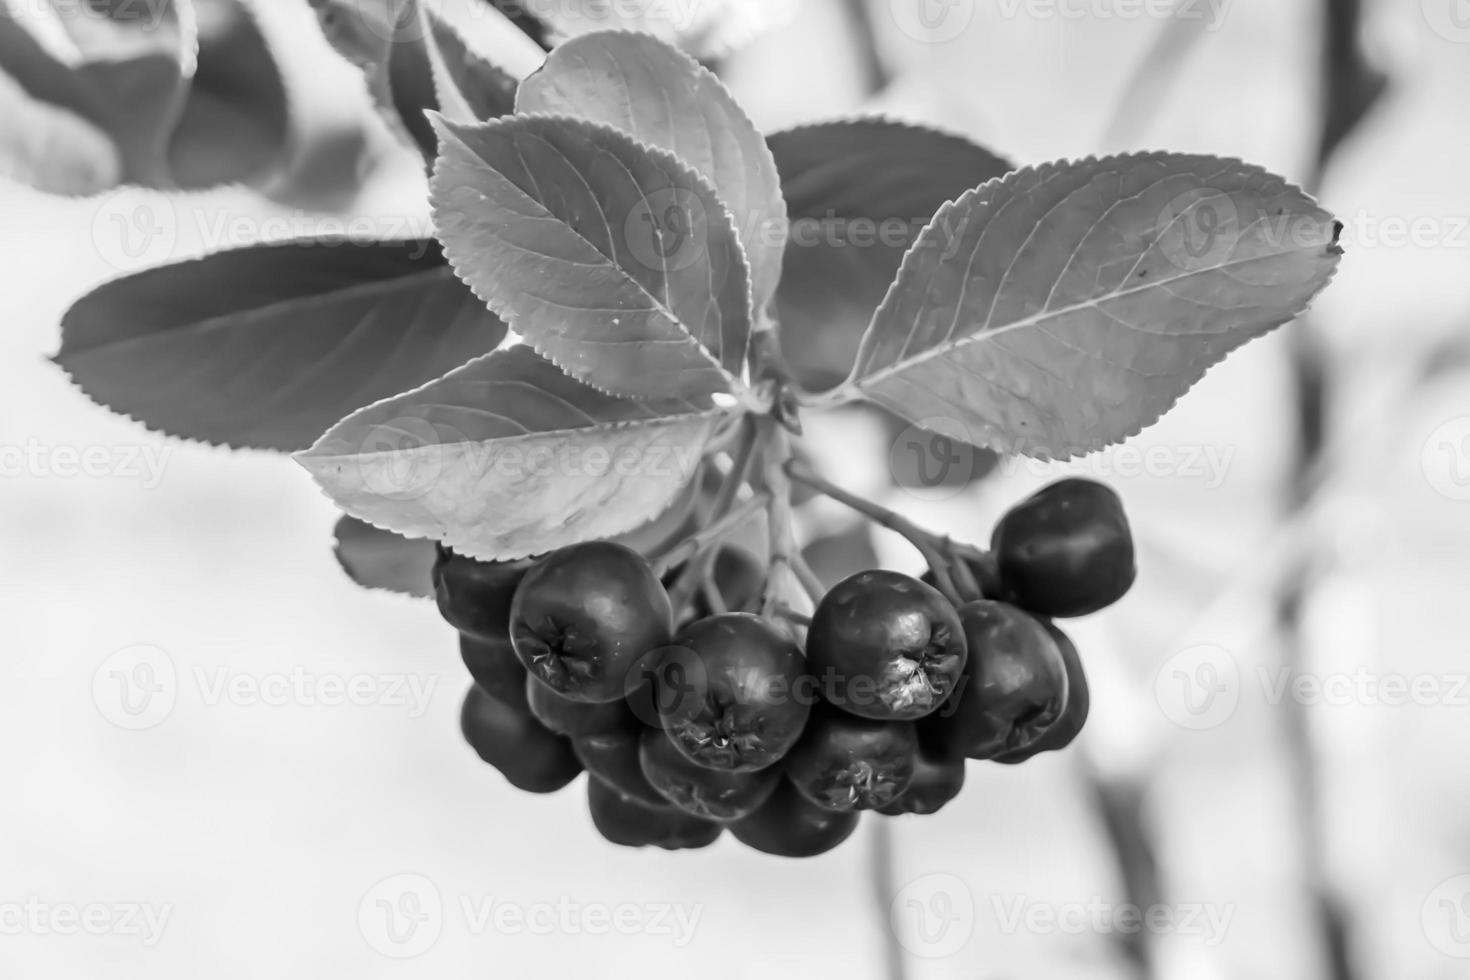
<box><xmin>440</xmin><ymin>477</ymin><xmax>1133</xmax><ymax>858</ymax></box>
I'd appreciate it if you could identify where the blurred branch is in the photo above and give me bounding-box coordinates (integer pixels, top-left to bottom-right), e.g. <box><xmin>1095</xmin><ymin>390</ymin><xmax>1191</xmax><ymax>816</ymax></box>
<box><xmin>1278</xmin><ymin>3</ymin><xmax>1388</xmax><ymax>980</ymax></box>
<box><xmin>1083</xmin><ymin>762</ymin><xmax>1161</xmax><ymax>978</ymax></box>
<box><xmin>869</xmin><ymin>818</ymin><xmax>906</xmax><ymax>980</ymax></box>
<box><xmin>845</xmin><ymin>0</ymin><xmax>892</xmax><ymax>96</ymax></box>
<box><xmin>1098</xmin><ymin>6</ymin><xmax>1210</xmax><ymax>149</ymax></box>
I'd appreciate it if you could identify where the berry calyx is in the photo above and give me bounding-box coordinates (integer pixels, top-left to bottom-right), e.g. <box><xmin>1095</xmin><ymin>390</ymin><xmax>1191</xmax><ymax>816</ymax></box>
<box><xmin>586</xmin><ymin>775</ymin><xmax>722</xmax><ymax>850</ymax></box>
<box><xmin>806</xmin><ymin>570</ymin><xmax>967</xmax><ymax>720</ymax></box>
<box><xmin>510</xmin><ymin>541</ymin><xmax>673</xmax><ymax>703</ymax></box>
<box><xmin>638</xmin><ymin>727</ymin><xmax>780</xmax><ymax>820</ymax></box>
<box><xmin>785</xmin><ymin>704</ymin><xmax>918</xmax><ymax>812</ymax></box>
<box><xmin>730</xmin><ymin>779</ymin><xmax>860</xmax><ymax>858</ymax></box>
<box><xmin>991</xmin><ymin>478</ymin><xmax>1135</xmax><ymax>617</ymax></box>
<box><xmin>459</xmin><ymin>685</ymin><xmax>582</xmax><ymax>794</ymax></box>
<box><xmin>925</xmin><ymin>600</ymin><xmax>1069</xmax><ymax>759</ymax></box>
<box><xmin>655</xmin><ymin>612</ymin><xmax>812</xmax><ymax>773</ymax></box>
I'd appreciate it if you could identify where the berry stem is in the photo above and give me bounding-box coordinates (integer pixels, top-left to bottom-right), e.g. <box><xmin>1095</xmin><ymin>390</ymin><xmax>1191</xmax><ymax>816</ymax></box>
<box><xmin>664</xmin><ymin>416</ymin><xmax>762</xmax><ymax>610</ymax></box>
<box><xmin>652</xmin><ymin>491</ymin><xmax>771</xmax><ymax>578</ymax></box>
<box><xmin>784</xmin><ymin>458</ymin><xmax>968</xmax><ymax>606</ymax></box>
<box><xmin>759</xmin><ymin>416</ymin><xmax>799</xmax><ymax>618</ymax></box>
<box><xmin>789</xmin><ymin>551</ymin><xmax>827</xmax><ymax>606</ymax></box>
<box><xmin>770</xmin><ymin>604</ymin><xmax>812</xmax><ymax>628</ymax></box>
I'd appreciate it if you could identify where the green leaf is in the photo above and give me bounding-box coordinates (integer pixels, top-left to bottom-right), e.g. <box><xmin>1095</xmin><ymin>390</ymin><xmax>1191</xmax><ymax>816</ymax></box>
<box><xmin>168</xmin><ymin>0</ymin><xmax>290</xmax><ymax>188</ymax></box>
<box><xmin>56</xmin><ymin>238</ymin><xmax>508</xmax><ymax>452</ymax></box>
<box><xmin>769</xmin><ymin>118</ymin><xmax>1012</xmax><ymax>389</ymax></box>
<box><xmin>430</xmin><ymin>113</ymin><xmax>754</xmax><ymax>402</ymax></box>
<box><xmin>296</xmin><ymin>346</ymin><xmax>730</xmax><ymax>561</ymax></box>
<box><xmin>517</xmin><ymin>30</ymin><xmax>786</xmax><ymax>317</ymax></box>
<box><xmin>827</xmin><ymin>152</ymin><xmax>1343</xmax><ymax>460</ymax></box>
<box><xmin>0</xmin><ymin>0</ymin><xmax>193</xmax><ymax>185</ymax></box>
<box><xmin>334</xmin><ymin>515</ymin><xmax>435</xmax><ymax>598</ymax></box>
<box><xmin>310</xmin><ymin>0</ymin><xmax>515</xmax><ymax>160</ymax></box>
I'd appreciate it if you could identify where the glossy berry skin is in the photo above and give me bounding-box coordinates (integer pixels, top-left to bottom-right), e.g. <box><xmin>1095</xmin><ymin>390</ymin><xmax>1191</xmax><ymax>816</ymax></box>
<box><xmin>807</xmin><ymin>570</ymin><xmax>967</xmax><ymax>720</ymax></box>
<box><xmin>572</xmin><ymin>726</ymin><xmax>670</xmax><ymax>809</ymax></box>
<box><xmin>433</xmin><ymin>547</ymin><xmax>535</xmax><ymax>641</ymax></box>
<box><xmin>526</xmin><ymin>677</ymin><xmax>637</xmax><ymax>738</ymax></box>
<box><xmin>656</xmin><ymin>613</ymin><xmax>811</xmax><ymax>773</ymax></box>
<box><xmin>586</xmin><ymin>776</ymin><xmax>721</xmax><ymax>850</ymax></box>
<box><xmin>638</xmin><ymin>727</ymin><xmax>780</xmax><ymax>821</ymax></box>
<box><xmin>459</xmin><ymin>634</ymin><xmax>528</xmax><ymax>708</ymax></box>
<box><xmin>730</xmin><ymin>780</ymin><xmax>860</xmax><ymax>858</ymax></box>
<box><xmin>510</xmin><ymin>541</ymin><xmax>673</xmax><ymax>703</ymax></box>
<box><xmin>993</xmin><ymin>622</ymin><xmax>1089</xmax><ymax>764</ymax></box>
<box><xmin>459</xmin><ymin>685</ymin><xmax>581</xmax><ymax>794</ymax></box>
<box><xmin>785</xmin><ymin>705</ymin><xmax>918</xmax><ymax>812</ymax></box>
<box><xmin>925</xmin><ymin>600</ymin><xmax>1069</xmax><ymax>760</ymax></box>
<box><xmin>992</xmin><ymin>478</ymin><xmax>1135</xmax><ymax>617</ymax></box>
<box><xmin>876</xmin><ymin>743</ymin><xmax>965</xmax><ymax>816</ymax></box>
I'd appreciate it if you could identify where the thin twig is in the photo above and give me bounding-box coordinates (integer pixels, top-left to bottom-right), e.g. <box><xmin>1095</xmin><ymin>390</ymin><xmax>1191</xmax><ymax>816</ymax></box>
<box><xmin>869</xmin><ymin>817</ymin><xmax>906</xmax><ymax>980</ymax></box>
<box><xmin>652</xmin><ymin>492</ymin><xmax>770</xmax><ymax>578</ymax></box>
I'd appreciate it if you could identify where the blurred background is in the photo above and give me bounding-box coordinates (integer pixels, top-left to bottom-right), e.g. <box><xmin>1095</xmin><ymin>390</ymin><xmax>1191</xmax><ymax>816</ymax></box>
<box><xmin>3</xmin><ymin>0</ymin><xmax>1470</xmax><ymax>977</ymax></box>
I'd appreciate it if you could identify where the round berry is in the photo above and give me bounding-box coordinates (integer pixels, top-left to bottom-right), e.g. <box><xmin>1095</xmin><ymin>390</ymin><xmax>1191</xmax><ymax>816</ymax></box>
<box><xmin>785</xmin><ymin>704</ymin><xmax>918</xmax><ymax>812</ymax></box>
<box><xmin>572</xmin><ymin>726</ymin><xmax>670</xmax><ymax>810</ymax></box>
<box><xmin>730</xmin><ymin>780</ymin><xmax>859</xmax><ymax>858</ymax></box>
<box><xmin>586</xmin><ymin>775</ymin><xmax>721</xmax><ymax>850</ymax></box>
<box><xmin>924</xmin><ymin>600</ymin><xmax>1068</xmax><ymax>759</ymax></box>
<box><xmin>459</xmin><ymin>685</ymin><xmax>581</xmax><ymax>793</ymax></box>
<box><xmin>993</xmin><ymin>621</ymin><xmax>1089</xmax><ymax>764</ymax></box>
<box><xmin>459</xmin><ymin>634</ymin><xmax>528</xmax><ymax>707</ymax></box>
<box><xmin>807</xmin><ymin>570</ymin><xmax>967</xmax><ymax>720</ymax></box>
<box><xmin>433</xmin><ymin>547</ymin><xmax>534</xmax><ymax>640</ymax></box>
<box><xmin>526</xmin><ymin>677</ymin><xmax>637</xmax><ymax>738</ymax></box>
<box><xmin>992</xmin><ymin>478</ymin><xmax>1135</xmax><ymax>617</ymax></box>
<box><xmin>876</xmin><ymin>742</ymin><xmax>965</xmax><ymax>815</ymax></box>
<box><xmin>655</xmin><ymin>613</ymin><xmax>811</xmax><ymax>773</ymax></box>
<box><xmin>510</xmin><ymin>541</ymin><xmax>673</xmax><ymax>703</ymax></box>
<box><xmin>638</xmin><ymin>727</ymin><xmax>780</xmax><ymax>820</ymax></box>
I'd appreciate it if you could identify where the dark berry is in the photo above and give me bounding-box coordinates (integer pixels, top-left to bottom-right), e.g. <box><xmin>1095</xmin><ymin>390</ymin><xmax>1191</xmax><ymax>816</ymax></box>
<box><xmin>433</xmin><ymin>546</ymin><xmax>534</xmax><ymax>640</ymax></box>
<box><xmin>785</xmin><ymin>704</ymin><xmax>918</xmax><ymax>812</ymax></box>
<box><xmin>586</xmin><ymin>776</ymin><xmax>721</xmax><ymax>850</ymax></box>
<box><xmin>730</xmin><ymin>779</ymin><xmax>860</xmax><ymax>858</ymax></box>
<box><xmin>992</xmin><ymin>478</ymin><xmax>1135</xmax><ymax>617</ymax></box>
<box><xmin>459</xmin><ymin>685</ymin><xmax>581</xmax><ymax>793</ymax></box>
<box><xmin>993</xmin><ymin>621</ymin><xmax>1089</xmax><ymax>764</ymax></box>
<box><xmin>459</xmin><ymin>634</ymin><xmax>528</xmax><ymax>707</ymax></box>
<box><xmin>924</xmin><ymin>600</ymin><xmax>1069</xmax><ymax>759</ymax></box>
<box><xmin>806</xmin><ymin>570</ymin><xmax>967</xmax><ymax>720</ymax></box>
<box><xmin>572</xmin><ymin>726</ymin><xmax>671</xmax><ymax>809</ymax></box>
<box><xmin>876</xmin><ymin>742</ymin><xmax>965</xmax><ymax>815</ymax></box>
<box><xmin>638</xmin><ymin>727</ymin><xmax>780</xmax><ymax>820</ymax></box>
<box><xmin>510</xmin><ymin>541</ymin><xmax>673</xmax><ymax>702</ymax></box>
<box><xmin>655</xmin><ymin>613</ymin><xmax>812</xmax><ymax>773</ymax></box>
<box><xmin>526</xmin><ymin>676</ymin><xmax>638</xmax><ymax>738</ymax></box>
